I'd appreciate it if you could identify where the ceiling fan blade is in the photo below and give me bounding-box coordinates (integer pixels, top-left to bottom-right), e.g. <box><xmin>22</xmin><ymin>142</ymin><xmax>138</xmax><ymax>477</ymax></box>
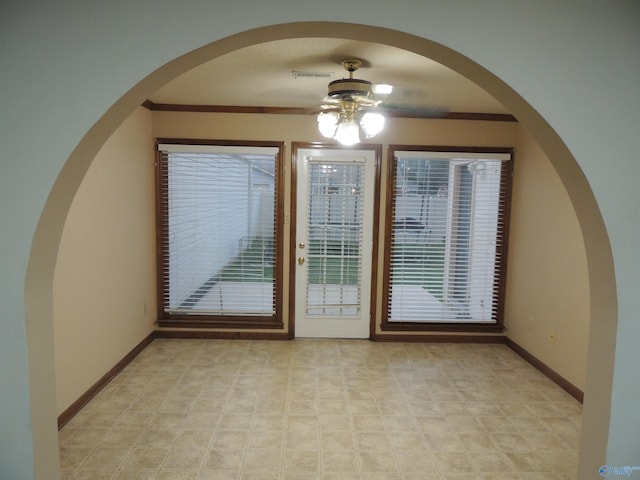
<box><xmin>321</xmin><ymin>96</ymin><xmax>342</xmax><ymax>105</ymax></box>
<box><xmin>380</xmin><ymin>103</ymin><xmax>448</xmax><ymax>118</ymax></box>
<box><xmin>368</xmin><ymin>83</ymin><xmax>448</xmax><ymax>117</ymax></box>
<box><xmin>371</xmin><ymin>84</ymin><xmax>431</xmax><ymax>103</ymax></box>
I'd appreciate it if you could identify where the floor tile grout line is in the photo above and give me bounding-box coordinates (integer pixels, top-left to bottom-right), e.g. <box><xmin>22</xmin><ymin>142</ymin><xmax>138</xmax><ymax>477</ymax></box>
<box><xmin>118</xmin><ymin>343</ymin><xmax>197</xmax><ymax>477</ymax></box>
<box><xmin>161</xmin><ymin>343</ymin><xmax>213</xmax><ymax>477</ymax></box>
<box><xmin>66</xmin><ymin>369</ymin><xmax>162</xmax><ymax>478</ymax></box>
<box><xmin>234</xmin><ymin>341</ymin><xmax>274</xmax><ymax>479</ymax></box>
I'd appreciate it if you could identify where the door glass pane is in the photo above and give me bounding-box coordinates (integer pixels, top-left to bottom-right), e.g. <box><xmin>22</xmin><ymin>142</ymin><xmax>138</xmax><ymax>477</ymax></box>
<box><xmin>306</xmin><ymin>161</ymin><xmax>364</xmax><ymax>316</ymax></box>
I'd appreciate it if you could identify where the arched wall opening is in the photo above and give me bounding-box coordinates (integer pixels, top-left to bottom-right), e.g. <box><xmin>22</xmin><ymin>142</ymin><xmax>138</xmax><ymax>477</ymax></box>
<box><xmin>25</xmin><ymin>22</ymin><xmax>616</xmax><ymax>479</ymax></box>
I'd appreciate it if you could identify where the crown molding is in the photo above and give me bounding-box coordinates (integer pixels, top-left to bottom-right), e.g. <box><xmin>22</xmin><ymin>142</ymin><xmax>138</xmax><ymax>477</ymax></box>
<box><xmin>142</xmin><ymin>100</ymin><xmax>517</xmax><ymax>122</ymax></box>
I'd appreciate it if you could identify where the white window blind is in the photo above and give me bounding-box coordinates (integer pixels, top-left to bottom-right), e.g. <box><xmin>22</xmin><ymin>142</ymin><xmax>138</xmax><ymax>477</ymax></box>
<box><xmin>305</xmin><ymin>160</ymin><xmax>365</xmax><ymax>316</ymax></box>
<box><xmin>158</xmin><ymin>144</ymin><xmax>278</xmax><ymax>317</ymax></box>
<box><xmin>387</xmin><ymin>150</ymin><xmax>512</xmax><ymax>323</ymax></box>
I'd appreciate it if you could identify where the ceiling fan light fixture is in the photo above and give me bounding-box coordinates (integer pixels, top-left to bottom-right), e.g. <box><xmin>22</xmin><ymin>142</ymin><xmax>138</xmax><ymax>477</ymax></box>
<box><xmin>316</xmin><ymin>58</ymin><xmax>387</xmax><ymax>145</ymax></box>
<box><xmin>317</xmin><ymin>104</ymin><xmax>386</xmax><ymax>145</ymax></box>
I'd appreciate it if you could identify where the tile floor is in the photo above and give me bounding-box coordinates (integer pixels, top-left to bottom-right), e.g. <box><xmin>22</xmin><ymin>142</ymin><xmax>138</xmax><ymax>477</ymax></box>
<box><xmin>59</xmin><ymin>339</ymin><xmax>581</xmax><ymax>479</ymax></box>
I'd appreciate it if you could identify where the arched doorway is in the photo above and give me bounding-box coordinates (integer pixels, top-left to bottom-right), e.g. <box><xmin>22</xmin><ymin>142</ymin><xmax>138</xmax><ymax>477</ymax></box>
<box><xmin>26</xmin><ymin>22</ymin><xmax>616</xmax><ymax>479</ymax></box>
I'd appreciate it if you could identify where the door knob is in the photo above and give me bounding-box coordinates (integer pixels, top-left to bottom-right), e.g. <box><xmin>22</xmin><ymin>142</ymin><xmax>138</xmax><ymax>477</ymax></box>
<box><xmin>297</xmin><ymin>256</ymin><xmax>305</xmax><ymax>265</ymax></box>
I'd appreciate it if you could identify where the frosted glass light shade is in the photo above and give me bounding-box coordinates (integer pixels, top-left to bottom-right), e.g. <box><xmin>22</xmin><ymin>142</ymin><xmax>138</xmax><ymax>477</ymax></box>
<box><xmin>318</xmin><ymin>107</ymin><xmax>385</xmax><ymax>145</ymax></box>
<box><xmin>334</xmin><ymin>121</ymin><xmax>360</xmax><ymax>146</ymax></box>
<box><xmin>360</xmin><ymin>112</ymin><xmax>385</xmax><ymax>138</ymax></box>
<box><xmin>317</xmin><ymin>111</ymin><xmax>339</xmax><ymax>138</ymax></box>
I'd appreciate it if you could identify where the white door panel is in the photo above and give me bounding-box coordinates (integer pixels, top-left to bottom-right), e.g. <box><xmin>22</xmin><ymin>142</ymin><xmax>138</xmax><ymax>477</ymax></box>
<box><xmin>294</xmin><ymin>147</ymin><xmax>376</xmax><ymax>338</ymax></box>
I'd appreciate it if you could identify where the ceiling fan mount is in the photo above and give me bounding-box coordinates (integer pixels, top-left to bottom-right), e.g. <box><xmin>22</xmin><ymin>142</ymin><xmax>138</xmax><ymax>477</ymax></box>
<box><xmin>341</xmin><ymin>58</ymin><xmax>362</xmax><ymax>73</ymax></box>
<box><xmin>325</xmin><ymin>58</ymin><xmax>377</xmax><ymax>104</ymax></box>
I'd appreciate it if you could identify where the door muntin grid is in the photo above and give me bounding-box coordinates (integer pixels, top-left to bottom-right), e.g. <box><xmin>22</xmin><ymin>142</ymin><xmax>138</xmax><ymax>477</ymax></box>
<box><xmin>305</xmin><ymin>161</ymin><xmax>365</xmax><ymax>316</ymax></box>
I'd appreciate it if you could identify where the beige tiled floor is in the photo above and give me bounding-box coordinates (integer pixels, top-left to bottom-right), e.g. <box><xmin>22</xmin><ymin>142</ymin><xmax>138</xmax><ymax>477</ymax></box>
<box><xmin>59</xmin><ymin>339</ymin><xmax>582</xmax><ymax>479</ymax></box>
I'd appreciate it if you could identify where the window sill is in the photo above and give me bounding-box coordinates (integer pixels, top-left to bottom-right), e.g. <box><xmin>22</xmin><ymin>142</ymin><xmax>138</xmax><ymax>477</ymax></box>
<box><xmin>157</xmin><ymin>317</ymin><xmax>284</xmax><ymax>330</ymax></box>
<box><xmin>380</xmin><ymin>321</ymin><xmax>505</xmax><ymax>333</ymax></box>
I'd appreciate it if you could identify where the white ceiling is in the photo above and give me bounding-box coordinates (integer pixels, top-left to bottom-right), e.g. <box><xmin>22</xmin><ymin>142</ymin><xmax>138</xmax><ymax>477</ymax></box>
<box><xmin>149</xmin><ymin>38</ymin><xmax>508</xmax><ymax>114</ymax></box>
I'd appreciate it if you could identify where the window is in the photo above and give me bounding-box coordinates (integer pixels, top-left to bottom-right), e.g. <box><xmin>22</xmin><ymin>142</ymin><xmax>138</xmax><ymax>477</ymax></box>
<box><xmin>382</xmin><ymin>147</ymin><xmax>513</xmax><ymax>330</ymax></box>
<box><xmin>156</xmin><ymin>140</ymin><xmax>284</xmax><ymax>328</ymax></box>
<box><xmin>306</xmin><ymin>161</ymin><xmax>366</xmax><ymax>316</ymax></box>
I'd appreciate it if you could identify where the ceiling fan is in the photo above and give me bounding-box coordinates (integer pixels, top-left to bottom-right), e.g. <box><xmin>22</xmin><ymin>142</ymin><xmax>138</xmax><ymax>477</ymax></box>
<box><xmin>316</xmin><ymin>58</ymin><xmax>445</xmax><ymax>145</ymax></box>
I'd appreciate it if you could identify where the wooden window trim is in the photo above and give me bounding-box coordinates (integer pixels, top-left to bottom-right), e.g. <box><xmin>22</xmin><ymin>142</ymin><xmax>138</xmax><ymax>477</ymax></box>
<box><xmin>155</xmin><ymin>138</ymin><xmax>285</xmax><ymax>330</ymax></box>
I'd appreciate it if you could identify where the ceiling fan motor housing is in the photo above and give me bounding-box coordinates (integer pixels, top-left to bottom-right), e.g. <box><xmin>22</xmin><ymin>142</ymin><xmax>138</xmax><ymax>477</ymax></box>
<box><xmin>327</xmin><ymin>77</ymin><xmax>372</xmax><ymax>99</ymax></box>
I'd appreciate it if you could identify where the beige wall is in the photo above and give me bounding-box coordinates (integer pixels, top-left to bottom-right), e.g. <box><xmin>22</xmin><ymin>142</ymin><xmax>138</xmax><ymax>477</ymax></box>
<box><xmin>53</xmin><ymin>107</ymin><xmax>157</xmax><ymax>415</ymax></box>
<box><xmin>505</xmin><ymin>127</ymin><xmax>590</xmax><ymax>390</ymax></box>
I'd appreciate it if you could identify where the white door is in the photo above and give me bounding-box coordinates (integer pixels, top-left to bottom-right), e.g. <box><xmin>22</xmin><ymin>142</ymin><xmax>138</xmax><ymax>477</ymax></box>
<box><xmin>294</xmin><ymin>147</ymin><xmax>376</xmax><ymax>338</ymax></box>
